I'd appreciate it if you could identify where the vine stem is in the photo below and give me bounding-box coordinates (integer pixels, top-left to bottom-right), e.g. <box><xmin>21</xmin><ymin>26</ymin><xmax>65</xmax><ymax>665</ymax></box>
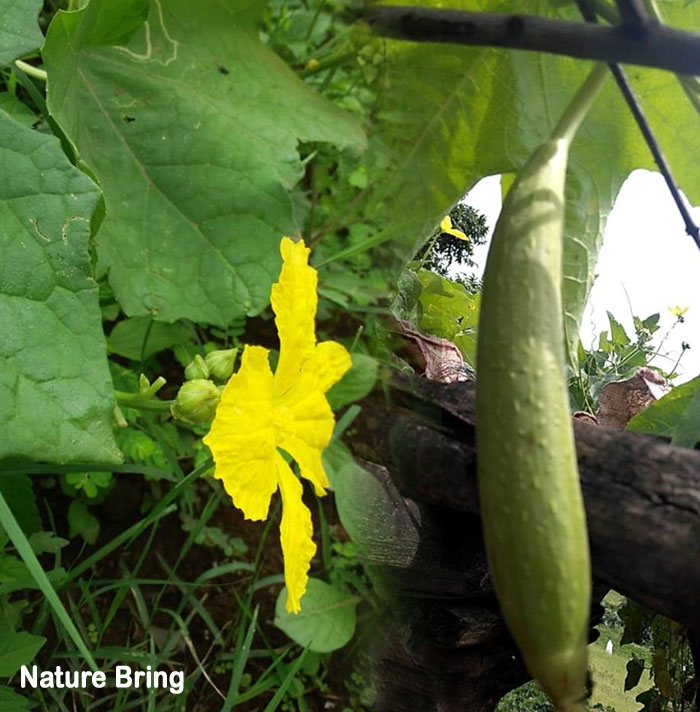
<box><xmin>115</xmin><ymin>390</ymin><xmax>174</xmax><ymax>412</ymax></box>
<box><xmin>416</xmin><ymin>228</ymin><xmax>442</xmax><ymax>270</ymax></box>
<box><xmin>14</xmin><ymin>60</ymin><xmax>47</xmax><ymax>82</ymax></box>
<box><xmin>552</xmin><ymin>63</ymin><xmax>609</xmax><ymax>144</ymax></box>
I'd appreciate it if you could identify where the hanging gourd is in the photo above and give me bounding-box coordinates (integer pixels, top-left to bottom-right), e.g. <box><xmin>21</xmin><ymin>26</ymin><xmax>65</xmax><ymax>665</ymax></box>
<box><xmin>476</xmin><ymin>64</ymin><xmax>608</xmax><ymax>712</ymax></box>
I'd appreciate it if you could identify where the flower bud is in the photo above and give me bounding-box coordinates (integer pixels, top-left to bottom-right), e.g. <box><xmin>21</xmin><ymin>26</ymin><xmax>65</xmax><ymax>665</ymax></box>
<box><xmin>172</xmin><ymin>379</ymin><xmax>220</xmax><ymax>423</ymax></box>
<box><xmin>205</xmin><ymin>348</ymin><xmax>238</xmax><ymax>381</ymax></box>
<box><xmin>138</xmin><ymin>373</ymin><xmax>150</xmax><ymax>394</ymax></box>
<box><xmin>185</xmin><ymin>354</ymin><xmax>209</xmax><ymax>381</ymax></box>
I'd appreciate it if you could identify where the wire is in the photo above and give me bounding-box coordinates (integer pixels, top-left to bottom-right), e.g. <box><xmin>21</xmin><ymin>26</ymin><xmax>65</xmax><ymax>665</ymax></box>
<box><xmin>575</xmin><ymin>0</ymin><xmax>700</xmax><ymax>249</ymax></box>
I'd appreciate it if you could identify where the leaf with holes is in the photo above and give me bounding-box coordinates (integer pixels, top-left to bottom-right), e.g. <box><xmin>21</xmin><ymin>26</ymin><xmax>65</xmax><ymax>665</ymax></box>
<box><xmin>44</xmin><ymin>0</ymin><xmax>365</xmax><ymax>326</ymax></box>
<box><xmin>0</xmin><ymin>111</ymin><xmax>121</xmax><ymax>465</ymax></box>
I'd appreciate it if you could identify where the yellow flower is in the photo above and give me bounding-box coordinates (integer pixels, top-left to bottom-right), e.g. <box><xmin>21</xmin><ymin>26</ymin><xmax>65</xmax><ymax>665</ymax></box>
<box><xmin>440</xmin><ymin>215</ymin><xmax>469</xmax><ymax>241</ymax></box>
<box><xmin>669</xmin><ymin>305</ymin><xmax>688</xmax><ymax>318</ymax></box>
<box><xmin>203</xmin><ymin>237</ymin><xmax>351</xmax><ymax>613</ymax></box>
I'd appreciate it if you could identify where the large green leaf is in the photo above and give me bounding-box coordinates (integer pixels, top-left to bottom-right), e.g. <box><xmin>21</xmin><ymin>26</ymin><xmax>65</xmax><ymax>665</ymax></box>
<box><xmin>44</xmin><ymin>0</ymin><xmax>365</xmax><ymax>326</ymax></box>
<box><xmin>0</xmin><ymin>93</ymin><xmax>36</xmax><ymax>128</ymax></box>
<box><xmin>417</xmin><ymin>269</ymin><xmax>480</xmax><ymax>368</ymax></box>
<box><xmin>627</xmin><ymin>375</ymin><xmax>700</xmax><ymax>446</ymax></box>
<box><xmin>0</xmin><ymin>0</ymin><xmax>43</xmax><ymax>68</ymax></box>
<box><xmin>369</xmin><ymin>0</ymin><xmax>700</xmax><ymax>364</ymax></box>
<box><xmin>274</xmin><ymin>577</ymin><xmax>357</xmax><ymax>653</ymax></box>
<box><xmin>327</xmin><ymin>353</ymin><xmax>378</xmax><ymax>410</ymax></box>
<box><xmin>107</xmin><ymin>316</ymin><xmax>190</xmax><ymax>360</ymax></box>
<box><xmin>0</xmin><ymin>111</ymin><xmax>121</xmax><ymax>465</ymax></box>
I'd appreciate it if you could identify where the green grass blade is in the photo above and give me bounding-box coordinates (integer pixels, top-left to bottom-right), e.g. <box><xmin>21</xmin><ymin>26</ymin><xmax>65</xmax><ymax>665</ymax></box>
<box><xmin>0</xmin><ymin>489</ymin><xmax>98</xmax><ymax>671</ymax></box>
<box><xmin>97</xmin><ymin>517</ymin><xmax>161</xmax><ymax>642</ymax></box>
<box><xmin>193</xmin><ymin>562</ymin><xmax>255</xmax><ymax>585</ymax></box>
<box><xmin>0</xmin><ymin>463</ymin><xmax>171</xmax><ymax>477</ymax></box>
<box><xmin>63</xmin><ymin>505</ymin><xmax>176</xmax><ymax>585</ymax></box>
<box><xmin>66</xmin><ymin>457</ymin><xmax>211</xmax><ymax>584</ymax></box>
<box><xmin>260</xmin><ymin>649</ymin><xmax>308</xmax><ymax>712</ymax></box>
<box><xmin>221</xmin><ymin>605</ymin><xmax>259</xmax><ymax>712</ymax></box>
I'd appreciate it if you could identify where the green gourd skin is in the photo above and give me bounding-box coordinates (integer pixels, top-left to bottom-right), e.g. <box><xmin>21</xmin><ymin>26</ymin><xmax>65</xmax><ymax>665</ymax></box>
<box><xmin>476</xmin><ymin>66</ymin><xmax>607</xmax><ymax>712</ymax></box>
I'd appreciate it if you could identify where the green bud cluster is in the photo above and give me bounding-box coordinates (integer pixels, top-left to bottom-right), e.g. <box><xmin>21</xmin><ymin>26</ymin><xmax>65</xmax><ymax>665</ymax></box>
<box><xmin>172</xmin><ymin>379</ymin><xmax>221</xmax><ymax>424</ymax></box>
<box><xmin>184</xmin><ymin>349</ymin><xmax>237</xmax><ymax>383</ymax></box>
<box><xmin>175</xmin><ymin>348</ymin><xmax>237</xmax><ymax>423</ymax></box>
<box><xmin>205</xmin><ymin>348</ymin><xmax>238</xmax><ymax>381</ymax></box>
<box><xmin>185</xmin><ymin>354</ymin><xmax>209</xmax><ymax>380</ymax></box>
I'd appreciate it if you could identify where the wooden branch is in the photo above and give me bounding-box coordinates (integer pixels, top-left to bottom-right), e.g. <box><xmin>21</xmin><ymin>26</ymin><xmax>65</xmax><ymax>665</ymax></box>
<box><xmin>365</xmin><ymin>6</ymin><xmax>700</xmax><ymax>76</ymax></box>
<box><xmin>377</xmin><ymin>375</ymin><xmax>700</xmax><ymax>633</ymax></box>
<box><xmin>357</xmin><ymin>462</ymin><xmax>533</xmax><ymax>712</ymax></box>
<box><xmin>355</xmin><ymin>452</ymin><xmax>605</xmax><ymax>710</ymax></box>
<box><xmin>354</xmin><ymin>375</ymin><xmax>700</xmax><ymax>709</ymax></box>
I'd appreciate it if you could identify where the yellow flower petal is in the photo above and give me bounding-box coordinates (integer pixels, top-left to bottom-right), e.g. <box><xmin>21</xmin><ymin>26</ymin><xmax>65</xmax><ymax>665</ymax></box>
<box><xmin>271</xmin><ymin>237</ymin><xmax>318</xmax><ymax>395</ymax></box>
<box><xmin>206</xmin><ymin>237</ymin><xmax>350</xmax><ymax>613</ymax></box>
<box><xmin>288</xmin><ymin>392</ymin><xmax>336</xmax><ymax>448</ymax></box>
<box><xmin>307</xmin><ymin>341</ymin><xmax>352</xmax><ymax>393</ymax></box>
<box><xmin>204</xmin><ymin>345</ymin><xmax>277</xmax><ymax>520</ymax></box>
<box><xmin>275</xmin><ymin>343</ymin><xmax>349</xmax><ymax>495</ymax></box>
<box><xmin>276</xmin><ymin>453</ymin><xmax>316</xmax><ymax>613</ymax></box>
<box><xmin>669</xmin><ymin>305</ymin><xmax>688</xmax><ymax>317</ymax></box>
<box><xmin>275</xmin><ymin>341</ymin><xmax>352</xmax><ymax>408</ymax></box>
<box><xmin>279</xmin><ymin>434</ymin><xmax>329</xmax><ymax>496</ymax></box>
<box><xmin>217</xmin><ymin>344</ymin><xmax>274</xmax><ymax>406</ymax></box>
<box><xmin>440</xmin><ymin>215</ymin><xmax>469</xmax><ymax>241</ymax></box>
<box><xmin>215</xmin><ymin>455</ymin><xmax>278</xmax><ymax>521</ymax></box>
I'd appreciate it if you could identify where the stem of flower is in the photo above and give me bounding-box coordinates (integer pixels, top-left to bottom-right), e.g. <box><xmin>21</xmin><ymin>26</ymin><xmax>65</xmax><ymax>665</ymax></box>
<box><xmin>115</xmin><ymin>391</ymin><xmax>174</xmax><ymax>412</ymax></box>
<box><xmin>14</xmin><ymin>60</ymin><xmax>48</xmax><ymax>82</ymax></box>
<box><xmin>552</xmin><ymin>63</ymin><xmax>608</xmax><ymax>145</ymax></box>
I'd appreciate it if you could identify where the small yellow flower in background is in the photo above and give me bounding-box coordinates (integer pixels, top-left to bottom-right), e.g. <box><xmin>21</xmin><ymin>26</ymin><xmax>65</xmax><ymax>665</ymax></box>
<box><xmin>669</xmin><ymin>305</ymin><xmax>689</xmax><ymax>318</ymax></box>
<box><xmin>440</xmin><ymin>215</ymin><xmax>469</xmax><ymax>241</ymax></box>
<box><xmin>203</xmin><ymin>237</ymin><xmax>351</xmax><ymax>613</ymax></box>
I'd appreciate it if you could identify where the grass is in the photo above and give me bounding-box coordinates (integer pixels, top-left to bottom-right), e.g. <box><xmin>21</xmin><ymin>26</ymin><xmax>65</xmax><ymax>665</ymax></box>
<box><xmin>3</xmin><ymin>464</ymin><xmax>370</xmax><ymax>711</ymax></box>
<box><xmin>589</xmin><ymin>591</ymin><xmax>652</xmax><ymax>712</ymax></box>
<box><xmin>589</xmin><ymin>634</ymin><xmax>650</xmax><ymax>712</ymax></box>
